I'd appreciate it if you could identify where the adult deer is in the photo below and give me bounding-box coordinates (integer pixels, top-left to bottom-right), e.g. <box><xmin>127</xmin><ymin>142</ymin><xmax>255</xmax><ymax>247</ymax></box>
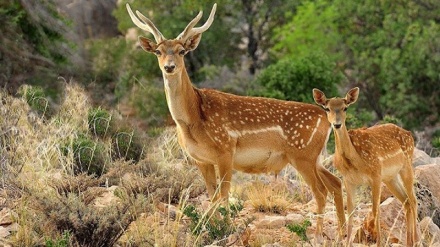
<box><xmin>313</xmin><ymin>87</ymin><xmax>418</xmax><ymax>246</ymax></box>
<box><xmin>126</xmin><ymin>3</ymin><xmax>346</xmax><ymax>239</ymax></box>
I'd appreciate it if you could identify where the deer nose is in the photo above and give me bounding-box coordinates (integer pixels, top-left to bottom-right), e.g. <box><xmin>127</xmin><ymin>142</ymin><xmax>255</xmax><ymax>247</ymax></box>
<box><xmin>164</xmin><ymin>65</ymin><xmax>175</xmax><ymax>73</ymax></box>
<box><xmin>333</xmin><ymin>123</ymin><xmax>342</xmax><ymax>129</ymax></box>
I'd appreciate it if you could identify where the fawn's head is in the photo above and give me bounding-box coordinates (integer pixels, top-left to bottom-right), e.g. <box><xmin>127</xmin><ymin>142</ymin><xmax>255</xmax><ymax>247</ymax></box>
<box><xmin>126</xmin><ymin>3</ymin><xmax>217</xmax><ymax>75</ymax></box>
<box><xmin>313</xmin><ymin>87</ymin><xmax>359</xmax><ymax>129</ymax></box>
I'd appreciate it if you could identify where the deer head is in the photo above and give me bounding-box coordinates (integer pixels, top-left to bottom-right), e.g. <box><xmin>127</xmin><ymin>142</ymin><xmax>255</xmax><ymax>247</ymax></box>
<box><xmin>126</xmin><ymin>3</ymin><xmax>217</xmax><ymax>75</ymax></box>
<box><xmin>313</xmin><ymin>87</ymin><xmax>359</xmax><ymax>129</ymax></box>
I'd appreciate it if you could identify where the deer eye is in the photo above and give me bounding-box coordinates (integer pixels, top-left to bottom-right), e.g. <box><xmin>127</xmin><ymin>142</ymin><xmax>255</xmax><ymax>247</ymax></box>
<box><xmin>155</xmin><ymin>50</ymin><xmax>161</xmax><ymax>56</ymax></box>
<box><xmin>179</xmin><ymin>50</ymin><xmax>186</xmax><ymax>56</ymax></box>
<box><xmin>323</xmin><ymin>107</ymin><xmax>330</xmax><ymax>112</ymax></box>
<box><xmin>343</xmin><ymin>107</ymin><xmax>348</xmax><ymax>112</ymax></box>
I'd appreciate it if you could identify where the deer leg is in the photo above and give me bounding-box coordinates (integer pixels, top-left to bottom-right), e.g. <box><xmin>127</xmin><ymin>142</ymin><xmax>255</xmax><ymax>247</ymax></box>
<box><xmin>195</xmin><ymin>162</ymin><xmax>219</xmax><ymax>201</ymax></box>
<box><xmin>384</xmin><ymin>176</ymin><xmax>416</xmax><ymax>247</ymax></box>
<box><xmin>400</xmin><ymin>166</ymin><xmax>419</xmax><ymax>246</ymax></box>
<box><xmin>345</xmin><ymin>180</ymin><xmax>356</xmax><ymax>247</ymax></box>
<box><xmin>370</xmin><ymin>178</ymin><xmax>382</xmax><ymax>246</ymax></box>
<box><xmin>296</xmin><ymin>165</ymin><xmax>327</xmax><ymax>242</ymax></box>
<box><xmin>217</xmin><ymin>153</ymin><xmax>233</xmax><ymax>201</ymax></box>
<box><xmin>317</xmin><ymin>165</ymin><xmax>346</xmax><ymax>239</ymax></box>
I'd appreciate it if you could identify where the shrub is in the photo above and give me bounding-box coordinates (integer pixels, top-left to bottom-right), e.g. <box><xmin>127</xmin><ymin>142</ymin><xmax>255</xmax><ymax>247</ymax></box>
<box><xmin>432</xmin><ymin>130</ymin><xmax>440</xmax><ymax>154</ymax></box>
<box><xmin>88</xmin><ymin>107</ymin><xmax>113</xmax><ymax>137</ymax></box>
<box><xmin>111</xmin><ymin>128</ymin><xmax>143</xmax><ymax>162</ymax></box>
<box><xmin>378</xmin><ymin>114</ymin><xmax>403</xmax><ymax>126</ymax></box>
<box><xmin>62</xmin><ymin>134</ymin><xmax>106</xmax><ymax>176</ymax></box>
<box><xmin>20</xmin><ymin>85</ymin><xmax>53</xmax><ymax>118</ymax></box>
<box><xmin>286</xmin><ymin>219</ymin><xmax>312</xmax><ymax>242</ymax></box>
<box><xmin>45</xmin><ymin>231</ymin><xmax>71</xmax><ymax>247</ymax></box>
<box><xmin>252</xmin><ymin>52</ymin><xmax>342</xmax><ymax>104</ymax></box>
<box><xmin>25</xmin><ymin>179</ymin><xmax>149</xmax><ymax>247</ymax></box>
<box><xmin>183</xmin><ymin>201</ymin><xmax>244</xmax><ymax>244</ymax></box>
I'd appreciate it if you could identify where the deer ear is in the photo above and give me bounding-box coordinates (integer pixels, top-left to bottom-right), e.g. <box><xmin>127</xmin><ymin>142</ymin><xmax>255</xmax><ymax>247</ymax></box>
<box><xmin>312</xmin><ymin>88</ymin><xmax>328</xmax><ymax>107</ymax></box>
<box><xmin>138</xmin><ymin>36</ymin><xmax>157</xmax><ymax>53</ymax></box>
<box><xmin>345</xmin><ymin>87</ymin><xmax>359</xmax><ymax>106</ymax></box>
<box><xmin>183</xmin><ymin>33</ymin><xmax>202</xmax><ymax>52</ymax></box>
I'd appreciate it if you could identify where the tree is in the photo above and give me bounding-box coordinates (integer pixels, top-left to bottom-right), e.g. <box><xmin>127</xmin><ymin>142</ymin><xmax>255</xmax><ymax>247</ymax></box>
<box><xmin>333</xmin><ymin>0</ymin><xmax>440</xmax><ymax>128</ymax></box>
<box><xmin>252</xmin><ymin>52</ymin><xmax>342</xmax><ymax>104</ymax></box>
<box><xmin>271</xmin><ymin>0</ymin><xmax>341</xmax><ymax>62</ymax></box>
<box><xmin>234</xmin><ymin>0</ymin><xmax>300</xmax><ymax>74</ymax></box>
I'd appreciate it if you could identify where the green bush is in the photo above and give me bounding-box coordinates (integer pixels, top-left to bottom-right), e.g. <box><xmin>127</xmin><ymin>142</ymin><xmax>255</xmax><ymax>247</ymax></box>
<box><xmin>183</xmin><ymin>201</ymin><xmax>243</xmax><ymax>244</ymax></box>
<box><xmin>62</xmin><ymin>134</ymin><xmax>106</xmax><ymax>176</ymax></box>
<box><xmin>378</xmin><ymin>115</ymin><xmax>403</xmax><ymax>126</ymax></box>
<box><xmin>111</xmin><ymin>129</ymin><xmax>143</xmax><ymax>162</ymax></box>
<box><xmin>432</xmin><ymin>130</ymin><xmax>440</xmax><ymax>150</ymax></box>
<box><xmin>88</xmin><ymin>107</ymin><xmax>113</xmax><ymax>137</ymax></box>
<box><xmin>20</xmin><ymin>85</ymin><xmax>53</xmax><ymax>118</ymax></box>
<box><xmin>45</xmin><ymin>231</ymin><xmax>70</xmax><ymax>247</ymax></box>
<box><xmin>286</xmin><ymin>219</ymin><xmax>311</xmax><ymax>242</ymax></box>
<box><xmin>252</xmin><ymin>52</ymin><xmax>342</xmax><ymax>103</ymax></box>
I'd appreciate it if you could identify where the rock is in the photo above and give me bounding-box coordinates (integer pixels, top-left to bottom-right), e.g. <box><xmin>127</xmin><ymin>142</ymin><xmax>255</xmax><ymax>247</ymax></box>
<box><xmin>414</xmin><ymin>164</ymin><xmax>440</xmax><ymax>227</ymax></box>
<box><xmin>0</xmin><ymin>208</ymin><xmax>14</xmax><ymax>226</ymax></box>
<box><xmin>285</xmin><ymin>213</ymin><xmax>304</xmax><ymax>225</ymax></box>
<box><xmin>416</xmin><ymin>183</ymin><xmax>440</xmax><ymax>227</ymax></box>
<box><xmin>412</xmin><ymin>148</ymin><xmax>433</xmax><ymax>167</ymax></box>
<box><xmin>419</xmin><ymin>217</ymin><xmax>440</xmax><ymax>244</ymax></box>
<box><xmin>255</xmin><ymin>215</ymin><xmax>286</xmax><ymax>229</ymax></box>
<box><xmin>93</xmin><ymin>185</ymin><xmax>120</xmax><ymax>208</ymax></box>
<box><xmin>415</xmin><ymin>164</ymin><xmax>440</xmax><ymax>200</ymax></box>
<box><xmin>357</xmin><ymin>198</ymin><xmax>407</xmax><ymax>245</ymax></box>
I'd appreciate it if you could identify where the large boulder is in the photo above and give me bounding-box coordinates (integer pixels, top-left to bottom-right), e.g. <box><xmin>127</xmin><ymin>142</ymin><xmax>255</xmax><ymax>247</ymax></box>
<box><xmin>413</xmin><ymin>148</ymin><xmax>434</xmax><ymax>167</ymax></box>
<box><xmin>415</xmin><ymin>164</ymin><xmax>440</xmax><ymax>200</ymax></box>
<box><xmin>414</xmin><ymin>164</ymin><xmax>440</xmax><ymax>227</ymax></box>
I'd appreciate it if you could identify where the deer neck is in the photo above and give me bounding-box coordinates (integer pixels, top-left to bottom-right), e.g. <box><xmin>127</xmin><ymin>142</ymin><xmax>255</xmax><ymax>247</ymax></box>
<box><xmin>163</xmin><ymin>68</ymin><xmax>200</xmax><ymax>126</ymax></box>
<box><xmin>333</xmin><ymin>125</ymin><xmax>358</xmax><ymax>160</ymax></box>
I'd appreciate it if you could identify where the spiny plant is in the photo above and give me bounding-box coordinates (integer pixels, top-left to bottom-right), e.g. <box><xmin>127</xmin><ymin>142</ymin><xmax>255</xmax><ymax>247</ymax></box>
<box><xmin>20</xmin><ymin>85</ymin><xmax>53</xmax><ymax>118</ymax></box>
<box><xmin>286</xmin><ymin>219</ymin><xmax>312</xmax><ymax>242</ymax></box>
<box><xmin>111</xmin><ymin>128</ymin><xmax>144</xmax><ymax>162</ymax></box>
<box><xmin>45</xmin><ymin>231</ymin><xmax>71</xmax><ymax>247</ymax></box>
<box><xmin>183</xmin><ymin>200</ymin><xmax>244</xmax><ymax>245</ymax></box>
<box><xmin>88</xmin><ymin>107</ymin><xmax>113</xmax><ymax>137</ymax></box>
<box><xmin>61</xmin><ymin>134</ymin><xmax>106</xmax><ymax>176</ymax></box>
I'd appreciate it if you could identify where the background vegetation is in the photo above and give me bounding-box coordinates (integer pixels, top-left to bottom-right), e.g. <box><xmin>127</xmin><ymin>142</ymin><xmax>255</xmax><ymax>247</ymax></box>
<box><xmin>2</xmin><ymin>0</ymin><xmax>438</xmax><ymax>131</ymax></box>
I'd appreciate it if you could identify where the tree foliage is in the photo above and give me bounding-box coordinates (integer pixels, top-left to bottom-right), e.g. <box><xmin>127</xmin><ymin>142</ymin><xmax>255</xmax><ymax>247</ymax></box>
<box><xmin>270</xmin><ymin>0</ymin><xmax>439</xmax><ymax>129</ymax></box>
<box><xmin>272</xmin><ymin>0</ymin><xmax>341</xmax><ymax>61</ymax></box>
<box><xmin>252</xmin><ymin>52</ymin><xmax>342</xmax><ymax>104</ymax></box>
<box><xmin>333</xmin><ymin>0</ymin><xmax>440</xmax><ymax>128</ymax></box>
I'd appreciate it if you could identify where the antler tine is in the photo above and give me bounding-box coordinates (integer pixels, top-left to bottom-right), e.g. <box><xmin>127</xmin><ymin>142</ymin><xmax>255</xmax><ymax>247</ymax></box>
<box><xmin>135</xmin><ymin>10</ymin><xmax>165</xmax><ymax>42</ymax></box>
<box><xmin>178</xmin><ymin>3</ymin><xmax>217</xmax><ymax>41</ymax></box>
<box><xmin>126</xmin><ymin>3</ymin><xmax>165</xmax><ymax>43</ymax></box>
<box><xmin>177</xmin><ymin>11</ymin><xmax>203</xmax><ymax>40</ymax></box>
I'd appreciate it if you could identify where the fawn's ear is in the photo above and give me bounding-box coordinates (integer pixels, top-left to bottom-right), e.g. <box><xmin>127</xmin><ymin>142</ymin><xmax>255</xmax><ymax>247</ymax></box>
<box><xmin>138</xmin><ymin>36</ymin><xmax>158</xmax><ymax>53</ymax></box>
<box><xmin>345</xmin><ymin>87</ymin><xmax>359</xmax><ymax>106</ymax></box>
<box><xmin>312</xmin><ymin>88</ymin><xmax>328</xmax><ymax>108</ymax></box>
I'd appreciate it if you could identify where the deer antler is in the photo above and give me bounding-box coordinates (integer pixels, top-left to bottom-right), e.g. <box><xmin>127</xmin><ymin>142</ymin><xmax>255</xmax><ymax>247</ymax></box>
<box><xmin>126</xmin><ymin>3</ymin><xmax>165</xmax><ymax>43</ymax></box>
<box><xmin>177</xmin><ymin>3</ymin><xmax>217</xmax><ymax>41</ymax></box>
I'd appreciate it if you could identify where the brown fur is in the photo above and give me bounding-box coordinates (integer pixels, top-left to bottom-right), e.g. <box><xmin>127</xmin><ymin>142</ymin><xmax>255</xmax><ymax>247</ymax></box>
<box><xmin>313</xmin><ymin>87</ymin><xmax>418</xmax><ymax>246</ymax></box>
<box><xmin>127</xmin><ymin>3</ymin><xmax>346</xmax><ymax>239</ymax></box>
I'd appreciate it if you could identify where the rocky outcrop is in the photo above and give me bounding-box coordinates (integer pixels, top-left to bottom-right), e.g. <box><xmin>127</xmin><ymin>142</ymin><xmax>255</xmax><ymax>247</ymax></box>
<box><xmin>54</xmin><ymin>0</ymin><xmax>120</xmax><ymax>41</ymax></box>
